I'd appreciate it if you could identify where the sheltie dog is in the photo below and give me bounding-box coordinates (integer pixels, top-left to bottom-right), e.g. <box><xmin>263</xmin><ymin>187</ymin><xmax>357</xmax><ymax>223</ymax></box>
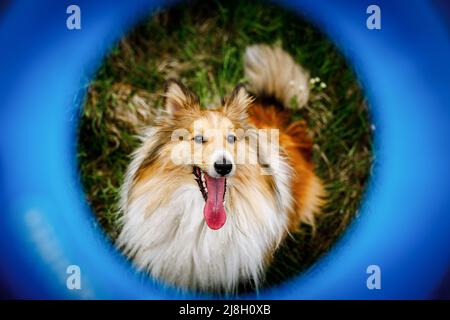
<box><xmin>117</xmin><ymin>44</ymin><xmax>325</xmax><ymax>293</ymax></box>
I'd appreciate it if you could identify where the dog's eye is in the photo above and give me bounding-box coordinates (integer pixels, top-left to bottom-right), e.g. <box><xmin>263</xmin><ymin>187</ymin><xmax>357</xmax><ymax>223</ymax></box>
<box><xmin>193</xmin><ymin>135</ymin><xmax>204</xmax><ymax>144</ymax></box>
<box><xmin>227</xmin><ymin>134</ymin><xmax>236</xmax><ymax>144</ymax></box>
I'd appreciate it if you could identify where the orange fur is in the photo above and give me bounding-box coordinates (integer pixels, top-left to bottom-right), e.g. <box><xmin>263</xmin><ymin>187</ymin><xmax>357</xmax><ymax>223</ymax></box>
<box><xmin>249</xmin><ymin>103</ymin><xmax>324</xmax><ymax>230</ymax></box>
<box><xmin>118</xmin><ymin>46</ymin><xmax>326</xmax><ymax>291</ymax></box>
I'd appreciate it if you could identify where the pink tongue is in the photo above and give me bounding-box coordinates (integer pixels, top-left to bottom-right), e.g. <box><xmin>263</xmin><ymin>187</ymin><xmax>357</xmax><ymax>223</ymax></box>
<box><xmin>203</xmin><ymin>175</ymin><xmax>226</xmax><ymax>230</ymax></box>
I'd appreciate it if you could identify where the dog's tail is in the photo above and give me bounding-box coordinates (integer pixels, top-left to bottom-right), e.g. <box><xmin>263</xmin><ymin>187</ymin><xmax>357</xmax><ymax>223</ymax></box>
<box><xmin>244</xmin><ymin>44</ymin><xmax>310</xmax><ymax>109</ymax></box>
<box><xmin>244</xmin><ymin>45</ymin><xmax>324</xmax><ymax>230</ymax></box>
<box><xmin>244</xmin><ymin>44</ymin><xmax>313</xmax><ymax>159</ymax></box>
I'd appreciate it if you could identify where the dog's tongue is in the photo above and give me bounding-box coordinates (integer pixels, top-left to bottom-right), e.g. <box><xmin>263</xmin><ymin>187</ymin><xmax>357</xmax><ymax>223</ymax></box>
<box><xmin>203</xmin><ymin>175</ymin><xmax>226</xmax><ymax>230</ymax></box>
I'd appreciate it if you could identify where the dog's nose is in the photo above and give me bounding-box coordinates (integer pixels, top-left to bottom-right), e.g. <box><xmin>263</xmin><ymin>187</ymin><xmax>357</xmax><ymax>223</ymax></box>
<box><xmin>214</xmin><ymin>158</ymin><xmax>233</xmax><ymax>176</ymax></box>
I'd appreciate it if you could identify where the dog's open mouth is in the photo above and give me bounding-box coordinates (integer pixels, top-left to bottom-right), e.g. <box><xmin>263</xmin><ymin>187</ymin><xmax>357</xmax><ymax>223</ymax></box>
<box><xmin>193</xmin><ymin>166</ymin><xmax>227</xmax><ymax>230</ymax></box>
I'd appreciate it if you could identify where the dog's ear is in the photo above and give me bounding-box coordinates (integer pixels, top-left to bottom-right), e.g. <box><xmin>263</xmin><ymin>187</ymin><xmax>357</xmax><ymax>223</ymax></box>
<box><xmin>224</xmin><ymin>84</ymin><xmax>253</xmax><ymax>122</ymax></box>
<box><xmin>163</xmin><ymin>79</ymin><xmax>200</xmax><ymax>115</ymax></box>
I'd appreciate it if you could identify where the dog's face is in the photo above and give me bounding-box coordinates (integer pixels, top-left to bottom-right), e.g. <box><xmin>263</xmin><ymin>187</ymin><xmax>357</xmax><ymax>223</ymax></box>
<box><xmin>161</xmin><ymin>80</ymin><xmax>255</xmax><ymax>230</ymax></box>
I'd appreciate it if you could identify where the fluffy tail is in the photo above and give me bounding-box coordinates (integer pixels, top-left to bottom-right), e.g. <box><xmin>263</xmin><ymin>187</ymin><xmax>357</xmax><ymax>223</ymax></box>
<box><xmin>244</xmin><ymin>44</ymin><xmax>310</xmax><ymax>109</ymax></box>
<box><xmin>244</xmin><ymin>45</ymin><xmax>324</xmax><ymax>231</ymax></box>
<box><xmin>244</xmin><ymin>44</ymin><xmax>313</xmax><ymax>160</ymax></box>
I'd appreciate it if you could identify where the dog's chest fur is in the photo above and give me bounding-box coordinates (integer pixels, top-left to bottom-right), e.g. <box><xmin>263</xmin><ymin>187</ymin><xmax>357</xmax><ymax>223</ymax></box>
<box><xmin>118</xmin><ymin>179</ymin><xmax>290</xmax><ymax>292</ymax></box>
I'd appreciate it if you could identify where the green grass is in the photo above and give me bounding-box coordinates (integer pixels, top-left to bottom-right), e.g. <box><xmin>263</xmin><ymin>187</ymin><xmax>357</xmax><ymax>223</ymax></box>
<box><xmin>77</xmin><ymin>0</ymin><xmax>373</xmax><ymax>290</ymax></box>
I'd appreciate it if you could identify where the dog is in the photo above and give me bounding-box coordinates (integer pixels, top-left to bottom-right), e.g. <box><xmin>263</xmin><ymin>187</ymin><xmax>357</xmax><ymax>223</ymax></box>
<box><xmin>117</xmin><ymin>44</ymin><xmax>325</xmax><ymax>293</ymax></box>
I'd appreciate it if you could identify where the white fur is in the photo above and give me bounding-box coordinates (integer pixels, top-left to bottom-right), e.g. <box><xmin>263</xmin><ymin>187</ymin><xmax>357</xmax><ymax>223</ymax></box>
<box><xmin>118</xmin><ymin>178</ymin><xmax>290</xmax><ymax>292</ymax></box>
<box><xmin>244</xmin><ymin>44</ymin><xmax>310</xmax><ymax>108</ymax></box>
<box><xmin>117</xmin><ymin>45</ymin><xmax>313</xmax><ymax>292</ymax></box>
<box><xmin>117</xmin><ymin>126</ymin><xmax>293</xmax><ymax>292</ymax></box>
<box><xmin>118</xmin><ymin>127</ymin><xmax>159</xmax><ymax>214</ymax></box>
